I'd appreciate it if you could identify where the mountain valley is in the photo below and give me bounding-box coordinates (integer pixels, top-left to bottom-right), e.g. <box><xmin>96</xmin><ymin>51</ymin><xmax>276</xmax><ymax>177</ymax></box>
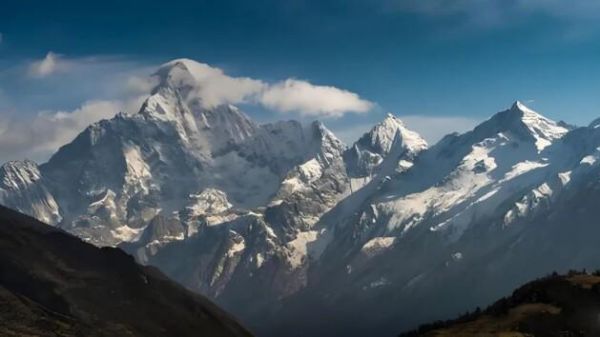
<box><xmin>4</xmin><ymin>59</ymin><xmax>600</xmax><ymax>336</ymax></box>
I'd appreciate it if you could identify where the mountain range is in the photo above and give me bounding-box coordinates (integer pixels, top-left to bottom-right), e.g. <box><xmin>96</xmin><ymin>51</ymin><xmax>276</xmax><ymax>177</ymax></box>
<box><xmin>3</xmin><ymin>58</ymin><xmax>600</xmax><ymax>336</ymax></box>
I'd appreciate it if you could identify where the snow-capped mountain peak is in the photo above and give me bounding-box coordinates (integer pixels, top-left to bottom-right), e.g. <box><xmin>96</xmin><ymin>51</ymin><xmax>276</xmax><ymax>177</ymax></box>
<box><xmin>4</xmin><ymin>55</ymin><xmax>597</xmax><ymax>337</ymax></box>
<box><xmin>356</xmin><ymin>113</ymin><xmax>427</xmax><ymax>155</ymax></box>
<box><xmin>345</xmin><ymin>114</ymin><xmax>427</xmax><ymax>178</ymax></box>
<box><xmin>509</xmin><ymin>100</ymin><xmax>569</xmax><ymax>150</ymax></box>
<box><xmin>310</xmin><ymin>120</ymin><xmax>347</xmax><ymax>156</ymax></box>
<box><xmin>472</xmin><ymin>101</ymin><xmax>569</xmax><ymax>152</ymax></box>
<box><xmin>511</xmin><ymin>100</ymin><xmax>529</xmax><ymax>111</ymax></box>
<box><xmin>154</xmin><ymin>58</ymin><xmax>209</xmax><ymax>95</ymax></box>
<box><xmin>138</xmin><ymin>59</ymin><xmax>260</xmax><ymax>152</ymax></box>
<box><xmin>154</xmin><ymin>58</ymin><xmax>263</xmax><ymax>108</ymax></box>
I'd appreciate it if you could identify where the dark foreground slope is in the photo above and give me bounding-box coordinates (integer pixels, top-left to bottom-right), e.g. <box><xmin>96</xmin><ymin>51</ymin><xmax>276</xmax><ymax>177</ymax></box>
<box><xmin>401</xmin><ymin>272</ymin><xmax>600</xmax><ymax>337</ymax></box>
<box><xmin>0</xmin><ymin>205</ymin><xmax>252</xmax><ymax>337</ymax></box>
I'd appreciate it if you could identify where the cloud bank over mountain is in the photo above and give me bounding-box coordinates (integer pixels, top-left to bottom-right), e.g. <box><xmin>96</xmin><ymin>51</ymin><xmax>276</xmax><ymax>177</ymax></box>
<box><xmin>0</xmin><ymin>56</ymin><xmax>376</xmax><ymax>162</ymax></box>
<box><xmin>156</xmin><ymin>59</ymin><xmax>373</xmax><ymax>116</ymax></box>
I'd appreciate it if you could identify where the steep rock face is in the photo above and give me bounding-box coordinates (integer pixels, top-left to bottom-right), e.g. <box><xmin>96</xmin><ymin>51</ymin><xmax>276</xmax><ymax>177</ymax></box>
<box><xmin>0</xmin><ymin>160</ymin><xmax>61</xmax><ymax>225</ymax></box>
<box><xmin>268</xmin><ymin>102</ymin><xmax>600</xmax><ymax>337</ymax></box>
<box><xmin>238</xmin><ymin>120</ymin><xmax>307</xmax><ymax>175</ymax></box>
<box><xmin>345</xmin><ymin>113</ymin><xmax>427</xmax><ymax>178</ymax></box>
<box><xmin>1</xmin><ymin>59</ymin><xmax>420</xmax><ymax>322</ymax></box>
<box><xmin>40</xmin><ymin>112</ymin><xmax>196</xmax><ymax>245</ymax></box>
<box><xmin>35</xmin><ymin>60</ymin><xmax>308</xmax><ymax>246</ymax></box>
<box><xmin>325</xmin><ymin>101</ymin><xmax>571</xmax><ymax>255</ymax></box>
<box><xmin>133</xmin><ymin>120</ymin><xmax>357</xmax><ymax>324</ymax></box>
<box><xmin>267</xmin><ymin>121</ymin><xmax>349</xmax><ymax>236</ymax></box>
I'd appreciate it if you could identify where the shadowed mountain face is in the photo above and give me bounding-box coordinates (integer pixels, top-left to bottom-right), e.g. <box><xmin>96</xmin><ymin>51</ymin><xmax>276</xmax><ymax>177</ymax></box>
<box><xmin>0</xmin><ymin>205</ymin><xmax>252</xmax><ymax>337</ymax></box>
<box><xmin>400</xmin><ymin>272</ymin><xmax>600</xmax><ymax>337</ymax></box>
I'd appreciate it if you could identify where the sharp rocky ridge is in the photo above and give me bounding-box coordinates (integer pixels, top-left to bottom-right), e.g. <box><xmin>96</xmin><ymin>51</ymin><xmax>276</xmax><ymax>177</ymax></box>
<box><xmin>2</xmin><ymin>59</ymin><xmax>600</xmax><ymax>336</ymax></box>
<box><xmin>0</xmin><ymin>58</ymin><xmax>424</xmax><ymax>302</ymax></box>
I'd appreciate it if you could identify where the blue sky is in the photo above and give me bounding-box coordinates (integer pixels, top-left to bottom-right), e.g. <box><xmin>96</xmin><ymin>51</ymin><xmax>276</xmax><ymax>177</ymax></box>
<box><xmin>1</xmin><ymin>0</ymin><xmax>600</xmax><ymax>162</ymax></box>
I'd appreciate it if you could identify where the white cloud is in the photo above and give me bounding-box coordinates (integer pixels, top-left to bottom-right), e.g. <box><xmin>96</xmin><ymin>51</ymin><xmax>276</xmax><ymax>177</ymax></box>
<box><xmin>164</xmin><ymin>59</ymin><xmax>373</xmax><ymax>118</ymax></box>
<box><xmin>28</xmin><ymin>52</ymin><xmax>72</xmax><ymax>78</ymax></box>
<box><xmin>0</xmin><ymin>99</ymin><xmax>142</xmax><ymax>163</ymax></box>
<box><xmin>0</xmin><ymin>54</ymin><xmax>152</xmax><ymax>161</ymax></box>
<box><xmin>0</xmin><ymin>57</ymin><xmax>150</xmax><ymax>162</ymax></box>
<box><xmin>168</xmin><ymin>60</ymin><xmax>266</xmax><ymax>108</ymax></box>
<box><xmin>0</xmin><ymin>57</ymin><xmax>374</xmax><ymax>162</ymax></box>
<box><xmin>126</xmin><ymin>74</ymin><xmax>160</xmax><ymax>95</ymax></box>
<box><xmin>260</xmin><ymin>79</ymin><xmax>373</xmax><ymax>118</ymax></box>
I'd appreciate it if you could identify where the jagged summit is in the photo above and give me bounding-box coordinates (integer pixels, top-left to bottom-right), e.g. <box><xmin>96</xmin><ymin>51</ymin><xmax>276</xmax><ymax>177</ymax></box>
<box><xmin>153</xmin><ymin>59</ymin><xmax>262</xmax><ymax>107</ymax></box>
<box><xmin>158</xmin><ymin>58</ymin><xmax>196</xmax><ymax>71</ymax></box>
<box><xmin>511</xmin><ymin>100</ymin><xmax>529</xmax><ymax>111</ymax></box>
<box><xmin>310</xmin><ymin>120</ymin><xmax>346</xmax><ymax>148</ymax></box>
<box><xmin>135</xmin><ymin>60</ymin><xmax>260</xmax><ymax>151</ymax></box>
<box><xmin>511</xmin><ymin>101</ymin><xmax>569</xmax><ymax>150</ymax></box>
<box><xmin>344</xmin><ymin>113</ymin><xmax>426</xmax><ymax>178</ymax></box>
<box><xmin>154</xmin><ymin>58</ymin><xmax>211</xmax><ymax>91</ymax></box>
<box><xmin>355</xmin><ymin>113</ymin><xmax>427</xmax><ymax>155</ymax></box>
<box><xmin>158</xmin><ymin>58</ymin><xmax>209</xmax><ymax>75</ymax></box>
<box><xmin>306</xmin><ymin>121</ymin><xmax>348</xmax><ymax>167</ymax></box>
<box><xmin>472</xmin><ymin>101</ymin><xmax>569</xmax><ymax>151</ymax></box>
<box><xmin>3</xmin><ymin>59</ymin><xmax>370</xmax><ymax>248</ymax></box>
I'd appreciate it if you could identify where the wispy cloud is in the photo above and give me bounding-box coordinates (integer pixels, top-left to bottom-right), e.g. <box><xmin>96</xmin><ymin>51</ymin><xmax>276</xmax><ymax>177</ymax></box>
<box><xmin>259</xmin><ymin>79</ymin><xmax>373</xmax><ymax>118</ymax></box>
<box><xmin>0</xmin><ymin>54</ymin><xmax>155</xmax><ymax>162</ymax></box>
<box><xmin>28</xmin><ymin>52</ymin><xmax>71</xmax><ymax>78</ymax></box>
<box><xmin>386</xmin><ymin>0</ymin><xmax>600</xmax><ymax>32</ymax></box>
<box><xmin>160</xmin><ymin>59</ymin><xmax>374</xmax><ymax>118</ymax></box>
<box><xmin>0</xmin><ymin>93</ymin><xmax>147</xmax><ymax>163</ymax></box>
<box><xmin>0</xmin><ymin>56</ymin><xmax>374</xmax><ymax>162</ymax></box>
<box><xmin>163</xmin><ymin>60</ymin><xmax>265</xmax><ymax>108</ymax></box>
<box><xmin>0</xmin><ymin>100</ymin><xmax>124</xmax><ymax>162</ymax></box>
<box><xmin>26</xmin><ymin>52</ymin><xmax>151</xmax><ymax>83</ymax></box>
